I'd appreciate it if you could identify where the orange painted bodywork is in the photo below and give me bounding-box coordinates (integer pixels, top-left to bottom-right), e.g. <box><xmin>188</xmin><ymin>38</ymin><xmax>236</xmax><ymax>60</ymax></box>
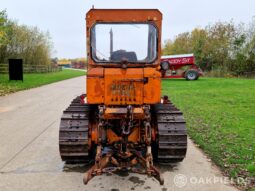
<box><xmin>87</xmin><ymin>68</ymin><xmax>104</xmax><ymax>103</ymax></box>
<box><xmin>87</xmin><ymin>68</ymin><xmax>161</xmax><ymax>105</ymax></box>
<box><xmin>86</xmin><ymin>9</ymin><xmax>162</xmax><ymax>145</ymax></box>
<box><xmin>107</xmin><ymin>127</ymin><xmax>140</xmax><ymax>144</ymax></box>
<box><xmin>86</xmin><ymin>9</ymin><xmax>162</xmax><ymax>106</ymax></box>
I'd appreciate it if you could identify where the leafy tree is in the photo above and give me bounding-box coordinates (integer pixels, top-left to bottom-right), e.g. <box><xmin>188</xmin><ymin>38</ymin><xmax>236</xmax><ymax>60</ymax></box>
<box><xmin>0</xmin><ymin>10</ymin><xmax>13</xmax><ymax>63</ymax></box>
<box><xmin>0</xmin><ymin>10</ymin><xmax>8</xmax><ymax>46</ymax></box>
<box><xmin>190</xmin><ymin>28</ymin><xmax>209</xmax><ymax>70</ymax></box>
<box><xmin>0</xmin><ymin>9</ymin><xmax>53</xmax><ymax>70</ymax></box>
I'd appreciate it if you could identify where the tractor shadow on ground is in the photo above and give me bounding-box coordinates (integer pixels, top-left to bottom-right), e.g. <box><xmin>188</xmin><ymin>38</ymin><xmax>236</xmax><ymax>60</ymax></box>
<box><xmin>62</xmin><ymin>162</ymin><xmax>179</xmax><ymax>174</ymax></box>
<box><xmin>62</xmin><ymin>163</ymin><xmax>92</xmax><ymax>173</ymax></box>
<box><xmin>154</xmin><ymin>162</ymin><xmax>179</xmax><ymax>173</ymax></box>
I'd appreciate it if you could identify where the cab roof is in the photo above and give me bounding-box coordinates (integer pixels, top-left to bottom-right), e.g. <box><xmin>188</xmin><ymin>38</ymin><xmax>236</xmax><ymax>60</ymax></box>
<box><xmin>86</xmin><ymin>9</ymin><xmax>162</xmax><ymax>23</ymax></box>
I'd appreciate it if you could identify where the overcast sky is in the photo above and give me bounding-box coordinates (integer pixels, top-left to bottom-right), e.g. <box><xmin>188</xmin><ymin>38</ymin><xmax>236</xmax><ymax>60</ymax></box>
<box><xmin>1</xmin><ymin>0</ymin><xmax>255</xmax><ymax>58</ymax></box>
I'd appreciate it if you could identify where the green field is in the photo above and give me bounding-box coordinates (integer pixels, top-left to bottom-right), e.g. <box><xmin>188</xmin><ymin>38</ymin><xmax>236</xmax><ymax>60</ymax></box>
<box><xmin>162</xmin><ymin>78</ymin><xmax>255</xmax><ymax>188</ymax></box>
<box><xmin>0</xmin><ymin>69</ymin><xmax>85</xmax><ymax>96</ymax></box>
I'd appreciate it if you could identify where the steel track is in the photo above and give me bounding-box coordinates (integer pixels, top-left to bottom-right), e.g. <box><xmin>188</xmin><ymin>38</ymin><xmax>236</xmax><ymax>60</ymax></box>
<box><xmin>59</xmin><ymin>95</ymin><xmax>90</xmax><ymax>164</ymax></box>
<box><xmin>153</xmin><ymin>103</ymin><xmax>187</xmax><ymax>163</ymax></box>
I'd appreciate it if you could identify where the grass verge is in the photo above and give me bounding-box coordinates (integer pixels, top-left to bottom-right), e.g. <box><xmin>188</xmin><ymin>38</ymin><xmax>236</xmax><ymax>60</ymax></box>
<box><xmin>0</xmin><ymin>69</ymin><xmax>85</xmax><ymax>96</ymax></box>
<box><xmin>162</xmin><ymin>78</ymin><xmax>255</xmax><ymax>189</ymax></box>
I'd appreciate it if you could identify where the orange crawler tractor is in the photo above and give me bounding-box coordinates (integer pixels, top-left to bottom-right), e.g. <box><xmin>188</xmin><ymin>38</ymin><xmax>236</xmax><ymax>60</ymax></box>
<box><xmin>59</xmin><ymin>9</ymin><xmax>187</xmax><ymax>185</ymax></box>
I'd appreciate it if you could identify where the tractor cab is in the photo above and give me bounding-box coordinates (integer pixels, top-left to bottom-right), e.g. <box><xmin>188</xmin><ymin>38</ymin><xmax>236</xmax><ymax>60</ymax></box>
<box><xmin>86</xmin><ymin>9</ymin><xmax>163</xmax><ymax>106</ymax></box>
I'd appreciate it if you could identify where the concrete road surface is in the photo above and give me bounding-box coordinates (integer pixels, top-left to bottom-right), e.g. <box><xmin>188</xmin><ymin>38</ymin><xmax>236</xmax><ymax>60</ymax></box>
<box><xmin>0</xmin><ymin>76</ymin><xmax>238</xmax><ymax>191</ymax></box>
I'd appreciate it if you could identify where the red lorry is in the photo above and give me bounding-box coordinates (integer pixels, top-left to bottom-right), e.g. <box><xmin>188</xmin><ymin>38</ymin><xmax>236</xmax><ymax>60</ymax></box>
<box><xmin>160</xmin><ymin>54</ymin><xmax>203</xmax><ymax>80</ymax></box>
